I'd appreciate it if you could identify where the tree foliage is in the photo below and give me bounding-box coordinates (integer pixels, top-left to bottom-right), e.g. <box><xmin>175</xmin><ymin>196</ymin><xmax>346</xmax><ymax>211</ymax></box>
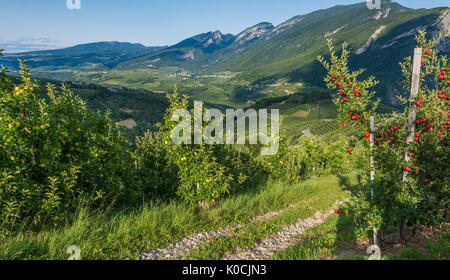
<box><xmin>318</xmin><ymin>30</ymin><xmax>449</xmax><ymax>235</ymax></box>
<box><xmin>0</xmin><ymin>57</ymin><xmax>135</xmax><ymax>230</ymax></box>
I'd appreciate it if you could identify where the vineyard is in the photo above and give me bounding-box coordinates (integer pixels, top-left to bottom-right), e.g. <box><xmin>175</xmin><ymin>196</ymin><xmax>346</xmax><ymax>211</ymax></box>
<box><xmin>282</xmin><ymin>119</ymin><xmax>343</xmax><ymax>143</ymax></box>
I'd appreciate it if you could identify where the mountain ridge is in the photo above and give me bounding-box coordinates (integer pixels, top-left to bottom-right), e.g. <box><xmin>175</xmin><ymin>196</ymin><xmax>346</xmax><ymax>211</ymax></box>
<box><xmin>1</xmin><ymin>1</ymin><xmax>449</xmax><ymax>106</ymax></box>
<box><xmin>0</xmin><ymin>41</ymin><xmax>166</xmax><ymax>71</ymax></box>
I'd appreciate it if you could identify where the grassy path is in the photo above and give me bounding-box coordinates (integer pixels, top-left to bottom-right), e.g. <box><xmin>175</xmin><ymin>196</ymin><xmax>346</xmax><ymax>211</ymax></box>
<box><xmin>221</xmin><ymin>207</ymin><xmax>340</xmax><ymax>260</ymax></box>
<box><xmin>183</xmin><ymin>193</ymin><xmax>346</xmax><ymax>260</ymax></box>
<box><xmin>0</xmin><ymin>172</ymin><xmax>361</xmax><ymax>260</ymax></box>
<box><xmin>140</xmin><ymin>202</ymin><xmax>303</xmax><ymax>260</ymax></box>
<box><xmin>271</xmin><ymin>213</ymin><xmax>450</xmax><ymax>260</ymax></box>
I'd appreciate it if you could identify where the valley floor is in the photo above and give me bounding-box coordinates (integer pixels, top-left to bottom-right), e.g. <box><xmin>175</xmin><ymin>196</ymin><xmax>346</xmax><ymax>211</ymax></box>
<box><xmin>1</xmin><ymin>171</ymin><xmax>448</xmax><ymax>260</ymax></box>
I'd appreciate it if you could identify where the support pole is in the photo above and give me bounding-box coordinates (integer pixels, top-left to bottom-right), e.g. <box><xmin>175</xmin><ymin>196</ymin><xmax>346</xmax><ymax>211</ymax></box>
<box><xmin>399</xmin><ymin>47</ymin><xmax>422</xmax><ymax>239</ymax></box>
<box><xmin>370</xmin><ymin>116</ymin><xmax>379</xmax><ymax>247</ymax></box>
<box><xmin>403</xmin><ymin>48</ymin><xmax>422</xmax><ymax>180</ymax></box>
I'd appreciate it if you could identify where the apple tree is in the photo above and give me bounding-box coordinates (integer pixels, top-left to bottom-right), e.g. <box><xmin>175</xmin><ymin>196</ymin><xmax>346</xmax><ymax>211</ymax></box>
<box><xmin>318</xmin><ymin>30</ymin><xmax>449</xmax><ymax>239</ymax></box>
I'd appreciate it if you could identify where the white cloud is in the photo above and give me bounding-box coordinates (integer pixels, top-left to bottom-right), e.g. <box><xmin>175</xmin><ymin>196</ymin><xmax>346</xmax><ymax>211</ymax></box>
<box><xmin>0</xmin><ymin>37</ymin><xmax>69</xmax><ymax>53</ymax></box>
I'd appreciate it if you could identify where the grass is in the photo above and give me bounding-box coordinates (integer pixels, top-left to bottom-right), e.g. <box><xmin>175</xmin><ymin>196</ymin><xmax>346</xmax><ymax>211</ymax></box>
<box><xmin>0</xmin><ymin>171</ymin><xmax>361</xmax><ymax>260</ymax></box>
<box><xmin>185</xmin><ymin>172</ymin><xmax>361</xmax><ymax>260</ymax></box>
<box><xmin>186</xmin><ymin>203</ymin><xmax>334</xmax><ymax>260</ymax></box>
<box><xmin>382</xmin><ymin>233</ymin><xmax>450</xmax><ymax>260</ymax></box>
<box><xmin>271</xmin><ymin>214</ymin><xmax>359</xmax><ymax>260</ymax></box>
<box><xmin>272</xmin><ymin>214</ymin><xmax>450</xmax><ymax>260</ymax></box>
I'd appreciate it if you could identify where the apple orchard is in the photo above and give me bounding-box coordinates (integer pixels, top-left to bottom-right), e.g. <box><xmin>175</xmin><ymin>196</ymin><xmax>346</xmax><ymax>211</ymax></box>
<box><xmin>318</xmin><ymin>30</ymin><xmax>449</xmax><ymax>239</ymax></box>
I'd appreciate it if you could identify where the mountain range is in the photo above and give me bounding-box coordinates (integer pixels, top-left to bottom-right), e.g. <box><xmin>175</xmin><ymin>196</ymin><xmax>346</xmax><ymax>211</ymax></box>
<box><xmin>1</xmin><ymin>0</ymin><xmax>449</xmax><ymax>106</ymax></box>
<box><xmin>0</xmin><ymin>42</ymin><xmax>165</xmax><ymax>71</ymax></box>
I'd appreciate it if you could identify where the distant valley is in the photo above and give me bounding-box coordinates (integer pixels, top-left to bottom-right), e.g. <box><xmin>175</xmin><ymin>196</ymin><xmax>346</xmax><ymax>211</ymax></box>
<box><xmin>1</xmin><ymin>1</ymin><xmax>449</xmax><ymax>108</ymax></box>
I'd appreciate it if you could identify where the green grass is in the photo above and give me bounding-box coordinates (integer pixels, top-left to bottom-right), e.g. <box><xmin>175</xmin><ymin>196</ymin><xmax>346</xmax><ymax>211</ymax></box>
<box><xmin>271</xmin><ymin>214</ymin><xmax>359</xmax><ymax>260</ymax></box>
<box><xmin>382</xmin><ymin>232</ymin><xmax>450</xmax><ymax>260</ymax></box>
<box><xmin>384</xmin><ymin>248</ymin><xmax>426</xmax><ymax>260</ymax></box>
<box><xmin>272</xmin><ymin>214</ymin><xmax>450</xmax><ymax>260</ymax></box>
<box><xmin>0</xmin><ymin>172</ymin><xmax>361</xmax><ymax>260</ymax></box>
<box><xmin>426</xmin><ymin>232</ymin><xmax>450</xmax><ymax>259</ymax></box>
<box><xmin>186</xmin><ymin>172</ymin><xmax>362</xmax><ymax>260</ymax></box>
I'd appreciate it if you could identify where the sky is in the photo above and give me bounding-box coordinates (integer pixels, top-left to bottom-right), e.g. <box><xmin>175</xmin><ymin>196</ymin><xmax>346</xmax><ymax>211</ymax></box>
<box><xmin>0</xmin><ymin>0</ymin><xmax>448</xmax><ymax>53</ymax></box>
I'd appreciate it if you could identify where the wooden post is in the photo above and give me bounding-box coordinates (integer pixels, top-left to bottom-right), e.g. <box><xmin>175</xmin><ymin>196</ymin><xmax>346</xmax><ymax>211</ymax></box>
<box><xmin>370</xmin><ymin>116</ymin><xmax>376</xmax><ymax>183</ymax></box>
<box><xmin>370</xmin><ymin>116</ymin><xmax>379</xmax><ymax>247</ymax></box>
<box><xmin>403</xmin><ymin>48</ymin><xmax>422</xmax><ymax>181</ymax></box>
<box><xmin>399</xmin><ymin>47</ymin><xmax>422</xmax><ymax>239</ymax></box>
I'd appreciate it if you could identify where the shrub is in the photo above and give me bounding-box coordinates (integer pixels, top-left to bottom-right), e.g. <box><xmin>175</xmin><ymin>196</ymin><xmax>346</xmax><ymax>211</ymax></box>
<box><xmin>134</xmin><ymin>131</ymin><xmax>179</xmax><ymax>198</ymax></box>
<box><xmin>263</xmin><ymin>134</ymin><xmax>357</xmax><ymax>183</ymax></box>
<box><xmin>150</xmin><ymin>89</ymin><xmax>264</xmax><ymax>207</ymax></box>
<box><xmin>0</xmin><ymin>60</ymin><xmax>135</xmax><ymax>230</ymax></box>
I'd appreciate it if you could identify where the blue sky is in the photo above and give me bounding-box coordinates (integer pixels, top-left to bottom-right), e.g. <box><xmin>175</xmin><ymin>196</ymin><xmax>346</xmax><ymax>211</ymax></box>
<box><xmin>0</xmin><ymin>0</ymin><xmax>448</xmax><ymax>52</ymax></box>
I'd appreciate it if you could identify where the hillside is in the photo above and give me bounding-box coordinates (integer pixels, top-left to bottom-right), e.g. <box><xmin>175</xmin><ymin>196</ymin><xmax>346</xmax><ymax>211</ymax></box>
<box><xmin>0</xmin><ymin>41</ymin><xmax>165</xmax><ymax>71</ymax></box>
<box><xmin>115</xmin><ymin>1</ymin><xmax>449</xmax><ymax>106</ymax></box>
<box><xmin>115</xmin><ymin>23</ymin><xmax>275</xmax><ymax>72</ymax></box>
<box><xmin>1</xmin><ymin>1</ymin><xmax>449</xmax><ymax>108</ymax></box>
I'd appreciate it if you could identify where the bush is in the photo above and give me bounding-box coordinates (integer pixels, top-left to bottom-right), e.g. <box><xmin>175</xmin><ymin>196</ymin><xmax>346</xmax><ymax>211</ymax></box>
<box><xmin>134</xmin><ymin>131</ymin><xmax>179</xmax><ymax>198</ymax></box>
<box><xmin>0</xmin><ymin>61</ymin><xmax>135</xmax><ymax>230</ymax></box>
<box><xmin>263</xmin><ymin>134</ymin><xmax>357</xmax><ymax>183</ymax></box>
<box><xmin>147</xmin><ymin>89</ymin><xmax>265</xmax><ymax>207</ymax></box>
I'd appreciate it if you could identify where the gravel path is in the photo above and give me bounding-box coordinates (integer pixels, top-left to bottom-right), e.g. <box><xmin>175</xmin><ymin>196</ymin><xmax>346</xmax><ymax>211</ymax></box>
<box><xmin>139</xmin><ymin>203</ymin><xmax>303</xmax><ymax>260</ymax></box>
<box><xmin>140</xmin><ymin>200</ymin><xmax>343</xmax><ymax>260</ymax></box>
<box><xmin>221</xmin><ymin>208</ymin><xmax>336</xmax><ymax>260</ymax></box>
